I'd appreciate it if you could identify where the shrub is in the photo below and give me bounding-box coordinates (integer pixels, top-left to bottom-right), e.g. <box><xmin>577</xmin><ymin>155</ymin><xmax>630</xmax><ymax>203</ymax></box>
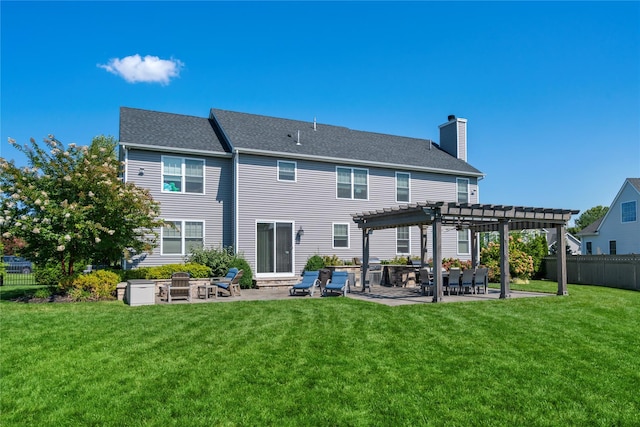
<box><xmin>63</xmin><ymin>270</ymin><xmax>120</xmax><ymax>300</ymax></box>
<box><xmin>124</xmin><ymin>263</ymin><xmax>211</xmax><ymax>280</ymax></box>
<box><xmin>322</xmin><ymin>254</ymin><xmax>345</xmax><ymax>266</ymax></box>
<box><xmin>442</xmin><ymin>258</ymin><xmax>473</xmax><ymax>271</ymax></box>
<box><xmin>480</xmin><ymin>236</ymin><xmax>534</xmax><ymax>282</ymax></box>
<box><xmin>304</xmin><ymin>255</ymin><xmax>325</xmax><ymax>271</ymax></box>
<box><xmin>67</xmin><ymin>287</ymin><xmax>92</xmax><ymax>302</ymax></box>
<box><xmin>33</xmin><ymin>287</ymin><xmax>53</xmax><ymax>299</ymax></box>
<box><xmin>34</xmin><ymin>264</ymin><xmax>65</xmax><ymax>287</ymax></box>
<box><xmin>187</xmin><ymin>246</ymin><xmax>235</xmax><ymax>277</ymax></box>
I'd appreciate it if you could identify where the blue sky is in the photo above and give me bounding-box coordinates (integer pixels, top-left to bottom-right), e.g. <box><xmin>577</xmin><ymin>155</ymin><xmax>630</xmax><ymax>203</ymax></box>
<box><xmin>2</xmin><ymin>1</ymin><xmax>639</xmax><ymax>223</ymax></box>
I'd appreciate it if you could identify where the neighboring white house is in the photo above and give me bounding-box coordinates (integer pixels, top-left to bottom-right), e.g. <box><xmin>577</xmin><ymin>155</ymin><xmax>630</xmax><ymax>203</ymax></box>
<box><xmin>578</xmin><ymin>178</ymin><xmax>640</xmax><ymax>255</ymax></box>
<box><xmin>544</xmin><ymin>228</ymin><xmax>581</xmax><ymax>255</ymax></box>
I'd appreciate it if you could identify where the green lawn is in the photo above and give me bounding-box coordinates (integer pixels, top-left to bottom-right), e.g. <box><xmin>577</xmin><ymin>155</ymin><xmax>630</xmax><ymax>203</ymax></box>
<box><xmin>1</xmin><ymin>282</ymin><xmax>639</xmax><ymax>426</ymax></box>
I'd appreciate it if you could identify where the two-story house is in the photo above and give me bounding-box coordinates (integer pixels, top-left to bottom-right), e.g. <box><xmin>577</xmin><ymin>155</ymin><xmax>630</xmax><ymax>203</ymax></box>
<box><xmin>578</xmin><ymin>178</ymin><xmax>640</xmax><ymax>255</ymax></box>
<box><xmin>119</xmin><ymin>107</ymin><xmax>484</xmax><ymax>280</ymax></box>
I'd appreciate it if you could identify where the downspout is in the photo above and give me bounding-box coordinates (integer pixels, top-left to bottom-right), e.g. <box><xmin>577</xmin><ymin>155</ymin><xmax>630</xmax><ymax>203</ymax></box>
<box><xmin>121</xmin><ymin>144</ymin><xmax>128</xmax><ymax>270</ymax></box>
<box><xmin>233</xmin><ymin>148</ymin><xmax>239</xmax><ymax>253</ymax></box>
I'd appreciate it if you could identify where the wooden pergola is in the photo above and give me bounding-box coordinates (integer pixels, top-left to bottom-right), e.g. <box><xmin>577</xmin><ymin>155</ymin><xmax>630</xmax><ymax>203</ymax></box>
<box><xmin>352</xmin><ymin>202</ymin><xmax>579</xmax><ymax>302</ymax></box>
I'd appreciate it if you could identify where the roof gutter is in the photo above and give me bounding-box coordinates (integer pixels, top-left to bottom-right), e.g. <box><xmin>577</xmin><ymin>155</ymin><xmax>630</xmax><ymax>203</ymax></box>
<box><xmin>118</xmin><ymin>141</ymin><xmax>232</xmax><ymax>158</ymax></box>
<box><xmin>234</xmin><ymin>147</ymin><xmax>485</xmax><ymax>178</ymax></box>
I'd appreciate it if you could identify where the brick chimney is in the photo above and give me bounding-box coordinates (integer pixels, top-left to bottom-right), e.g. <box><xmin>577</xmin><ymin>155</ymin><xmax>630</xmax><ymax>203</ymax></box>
<box><xmin>439</xmin><ymin>115</ymin><xmax>467</xmax><ymax>161</ymax></box>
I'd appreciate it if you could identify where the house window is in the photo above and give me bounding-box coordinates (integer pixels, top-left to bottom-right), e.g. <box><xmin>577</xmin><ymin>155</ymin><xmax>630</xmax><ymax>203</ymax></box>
<box><xmin>162</xmin><ymin>220</ymin><xmax>204</xmax><ymax>255</ymax></box>
<box><xmin>457</xmin><ymin>178</ymin><xmax>469</xmax><ymax>203</ymax></box>
<box><xmin>336</xmin><ymin>167</ymin><xmax>368</xmax><ymax>200</ymax></box>
<box><xmin>586</xmin><ymin>242</ymin><xmax>592</xmax><ymax>255</ymax></box>
<box><xmin>621</xmin><ymin>201</ymin><xmax>637</xmax><ymax>223</ymax></box>
<box><xmin>457</xmin><ymin>229</ymin><xmax>470</xmax><ymax>254</ymax></box>
<box><xmin>609</xmin><ymin>241</ymin><xmax>616</xmax><ymax>255</ymax></box>
<box><xmin>396</xmin><ymin>226</ymin><xmax>410</xmax><ymax>254</ymax></box>
<box><xmin>396</xmin><ymin>172</ymin><xmax>410</xmax><ymax>203</ymax></box>
<box><xmin>333</xmin><ymin>223</ymin><xmax>349</xmax><ymax>248</ymax></box>
<box><xmin>162</xmin><ymin>156</ymin><xmax>204</xmax><ymax>194</ymax></box>
<box><xmin>277</xmin><ymin>160</ymin><xmax>296</xmax><ymax>182</ymax></box>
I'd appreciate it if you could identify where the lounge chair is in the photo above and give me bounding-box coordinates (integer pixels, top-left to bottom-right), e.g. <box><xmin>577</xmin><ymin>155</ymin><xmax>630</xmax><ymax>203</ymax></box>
<box><xmin>461</xmin><ymin>268</ymin><xmax>475</xmax><ymax>294</ymax></box>
<box><xmin>289</xmin><ymin>271</ymin><xmax>320</xmax><ymax>296</ymax></box>
<box><xmin>214</xmin><ymin>269</ymin><xmax>243</xmax><ymax>297</ymax></box>
<box><xmin>198</xmin><ymin>268</ymin><xmax>238</xmax><ymax>299</ymax></box>
<box><xmin>473</xmin><ymin>268</ymin><xmax>489</xmax><ymax>294</ymax></box>
<box><xmin>162</xmin><ymin>272</ymin><xmax>192</xmax><ymax>302</ymax></box>
<box><xmin>323</xmin><ymin>271</ymin><xmax>349</xmax><ymax>296</ymax></box>
<box><xmin>446</xmin><ymin>268</ymin><xmax>461</xmax><ymax>295</ymax></box>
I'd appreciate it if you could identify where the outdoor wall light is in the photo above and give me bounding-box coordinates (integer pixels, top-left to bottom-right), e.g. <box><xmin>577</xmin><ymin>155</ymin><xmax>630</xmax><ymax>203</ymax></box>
<box><xmin>138</xmin><ymin>167</ymin><xmax>145</xmax><ymax>176</ymax></box>
<box><xmin>297</xmin><ymin>227</ymin><xmax>305</xmax><ymax>238</ymax></box>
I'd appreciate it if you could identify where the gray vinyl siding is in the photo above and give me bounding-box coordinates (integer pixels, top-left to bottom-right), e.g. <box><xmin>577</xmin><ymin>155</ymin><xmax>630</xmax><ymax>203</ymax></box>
<box><xmin>125</xmin><ymin>149</ymin><xmax>233</xmax><ymax>267</ymax></box>
<box><xmin>236</xmin><ymin>153</ymin><xmax>476</xmax><ymax>276</ymax></box>
<box><xmin>587</xmin><ymin>182</ymin><xmax>640</xmax><ymax>255</ymax></box>
<box><xmin>457</xmin><ymin>120</ymin><xmax>467</xmax><ymax>162</ymax></box>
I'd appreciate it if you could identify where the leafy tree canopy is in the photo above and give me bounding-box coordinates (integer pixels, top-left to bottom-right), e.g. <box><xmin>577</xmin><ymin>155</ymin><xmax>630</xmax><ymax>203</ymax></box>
<box><xmin>569</xmin><ymin>205</ymin><xmax>609</xmax><ymax>235</ymax></box>
<box><xmin>0</xmin><ymin>135</ymin><xmax>164</xmax><ymax>275</ymax></box>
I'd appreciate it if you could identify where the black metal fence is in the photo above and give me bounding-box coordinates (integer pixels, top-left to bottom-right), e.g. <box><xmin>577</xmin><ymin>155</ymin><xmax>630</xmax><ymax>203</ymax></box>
<box><xmin>0</xmin><ymin>272</ymin><xmax>38</xmax><ymax>286</ymax></box>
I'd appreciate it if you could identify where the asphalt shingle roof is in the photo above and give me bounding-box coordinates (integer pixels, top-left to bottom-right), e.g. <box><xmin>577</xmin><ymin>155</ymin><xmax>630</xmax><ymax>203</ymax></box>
<box><xmin>119</xmin><ymin>106</ymin><xmax>483</xmax><ymax>176</ymax></box>
<box><xmin>210</xmin><ymin>108</ymin><xmax>483</xmax><ymax>175</ymax></box>
<box><xmin>119</xmin><ymin>107</ymin><xmax>228</xmax><ymax>153</ymax></box>
<box><xmin>628</xmin><ymin>178</ymin><xmax>640</xmax><ymax>192</ymax></box>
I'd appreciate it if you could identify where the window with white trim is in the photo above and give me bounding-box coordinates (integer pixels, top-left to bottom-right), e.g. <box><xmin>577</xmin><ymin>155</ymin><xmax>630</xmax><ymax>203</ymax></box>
<box><xmin>457</xmin><ymin>178</ymin><xmax>469</xmax><ymax>203</ymax></box>
<box><xmin>162</xmin><ymin>156</ymin><xmax>204</xmax><ymax>194</ymax></box>
<box><xmin>277</xmin><ymin>160</ymin><xmax>296</xmax><ymax>182</ymax></box>
<box><xmin>337</xmin><ymin>167</ymin><xmax>368</xmax><ymax>200</ymax></box>
<box><xmin>333</xmin><ymin>223</ymin><xmax>349</xmax><ymax>248</ymax></box>
<box><xmin>396</xmin><ymin>226</ymin><xmax>410</xmax><ymax>254</ymax></box>
<box><xmin>162</xmin><ymin>220</ymin><xmax>204</xmax><ymax>255</ymax></box>
<box><xmin>621</xmin><ymin>201</ymin><xmax>637</xmax><ymax>223</ymax></box>
<box><xmin>396</xmin><ymin>172</ymin><xmax>410</xmax><ymax>203</ymax></box>
<box><xmin>457</xmin><ymin>229</ymin><xmax>470</xmax><ymax>254</ymax></box>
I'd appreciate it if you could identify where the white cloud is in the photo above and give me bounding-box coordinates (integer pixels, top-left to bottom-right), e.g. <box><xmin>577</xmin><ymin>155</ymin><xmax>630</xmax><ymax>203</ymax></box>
<box><xmin>98</xmin><ymin>54</ymin><xmax>184</xmax><ymax>85</ymax></box>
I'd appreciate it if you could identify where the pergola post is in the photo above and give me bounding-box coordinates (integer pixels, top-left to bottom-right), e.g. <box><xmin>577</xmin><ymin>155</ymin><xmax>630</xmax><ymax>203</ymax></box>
<box><xmin>471</xmin><ymin>230</ymin><xmax>478</xmax><ymax>268</ymax></box>
<box><xmin>420</xmin><ymin>224</ymin><xmax>428</xmax><ymax>267</ymax></box>
<box><xmin>361</xmin><ymin>228</ymin><xmax>370</xmax><ymax>292</ymax></box>
<box><xmin>432</xmin><ymin>212</ymin><xmax>444</xmax><ymax>302</ymax></box>
<box><xmin>499</xmin><ymin>219</ymin><xmax>511</xmax><ymax>299</ymax></box>
<box><xmin>556</xmin><ymin>223</ymin><xmax>568</xmax><ymax>295</ymax></box>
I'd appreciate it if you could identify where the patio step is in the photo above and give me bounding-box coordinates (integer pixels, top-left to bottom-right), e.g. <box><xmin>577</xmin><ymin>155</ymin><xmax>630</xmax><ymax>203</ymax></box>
<box><xmin>255</xmin><ymin>277</ymin><xmax>299</xmax><ymax>289</ymax></box>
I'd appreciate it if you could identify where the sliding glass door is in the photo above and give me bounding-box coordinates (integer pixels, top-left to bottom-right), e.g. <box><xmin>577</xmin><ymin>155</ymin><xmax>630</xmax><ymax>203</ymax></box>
<box><xmin>256</xmin><ymin>221</ymin><xmax>293</xmax><ymax>275</ymax></box>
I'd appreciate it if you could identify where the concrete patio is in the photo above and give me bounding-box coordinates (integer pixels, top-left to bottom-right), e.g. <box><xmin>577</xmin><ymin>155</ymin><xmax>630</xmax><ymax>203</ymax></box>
<box><xmin>154</xmin><ymin>283</ymin><xmax>553</xmax><ymax>307</ymax></box>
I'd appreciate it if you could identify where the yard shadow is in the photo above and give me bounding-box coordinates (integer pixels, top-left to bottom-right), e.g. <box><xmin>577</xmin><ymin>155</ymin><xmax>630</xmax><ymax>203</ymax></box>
<box><xmin>0</xmin><ymin>285</ymin><xmax>42</xmax><ymax>301</ymax></box>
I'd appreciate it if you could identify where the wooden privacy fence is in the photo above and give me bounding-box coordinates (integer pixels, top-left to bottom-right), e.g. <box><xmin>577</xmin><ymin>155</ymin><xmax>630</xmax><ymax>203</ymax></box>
<box><xmin>542</xmin><ymin>255</ymin><xmax>640</xmax><ymax>291</ymax></box>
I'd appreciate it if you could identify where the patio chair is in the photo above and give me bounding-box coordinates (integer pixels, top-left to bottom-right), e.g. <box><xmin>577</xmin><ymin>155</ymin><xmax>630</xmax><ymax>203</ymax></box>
<box><xmin>162</xmin><ymin>272</ymin><xmax>192</xmax><ymax>303</ymax></box>
<box><xmin>214</xmin><ymin>269</ymin><xmax>243</xmax><ymax>297</ymax></box>
<box><xmin>473</xmin><ymin>268</ymin><xmax>489</xmax><ymax>294</ymax></box>
<box><xmin>323</xmin><ymin>271</ymin><xmax>349</xmax><ymax>297</ymax></box>
<box><xmin>198</xmin><ymin>268</ymin><xmax>238</xmax><ymax>299</ymax></box>
<box><xmin>289</xmin><ymin>271</ymin><xmax>320</xmax><ymax>296</ymax></box>
<box><xmin>461</xmin><ymin>268</ymin><xmax>475</xmax><ymax>294</ymax></box>
<box><xmin>446</xmin><ymin>268</ymin><xmax>461</xmax><ymax>295</ymax></box>
<box><xmin>419</xmin><ymin>267</ymin><xmax>433</xmax><ymax>296</ymax></box>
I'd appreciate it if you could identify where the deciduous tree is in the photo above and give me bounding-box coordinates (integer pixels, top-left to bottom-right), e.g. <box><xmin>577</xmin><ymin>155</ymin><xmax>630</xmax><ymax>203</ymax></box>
<box><xmin>0</xmin><ymin>135</ymin><xmax>164</xmax><ymax>276</ymax></box>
